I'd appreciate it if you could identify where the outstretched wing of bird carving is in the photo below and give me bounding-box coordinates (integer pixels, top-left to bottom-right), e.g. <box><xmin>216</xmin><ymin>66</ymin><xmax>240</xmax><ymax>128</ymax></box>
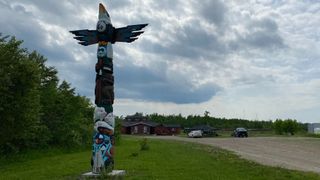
<box><xmin>114</xmin><ymin>23</ymin><xmax>148</xmax><ymax>43</ymax></box>
<box><xmin>69</xmin><ymin>30</ymin><xmax>99</xmax><ymax>46</ymax></box>
<box><xmin>70</xmin><ymin>23</ymin><xmax>148</xmax><ymax>46</ymax></box>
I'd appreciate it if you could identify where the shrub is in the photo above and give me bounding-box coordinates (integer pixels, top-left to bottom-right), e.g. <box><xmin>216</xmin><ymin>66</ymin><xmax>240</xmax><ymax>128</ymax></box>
<box><xmin>274</xmin><ymin>119</ymin><xmax>283</xmax><ymax>135</ymax></box>
<box><xmin>130</xmin><ymin>152</ymin><xmax>139</xmax><ymax>157</ymax></box>
<box><xmin>140</xmin><ymin>138</ymin><xmax>149</xmax><ymax>151</ymax></box>
<box><xmin>273</xmin><ymin>119</ymin><xmax>299</xmax><ymax>135</ymax></box>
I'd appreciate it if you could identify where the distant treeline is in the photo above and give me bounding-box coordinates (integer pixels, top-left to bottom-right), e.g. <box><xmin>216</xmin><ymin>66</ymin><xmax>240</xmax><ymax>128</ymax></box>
<box><xmin>0</xmin><ymin>35</ymin><xmax>93</xmax><ymax>154</ymax></box>
<box><xmin>146</xmin><ymin>113</ymin><xmax>307</xmax><ymax>131</ymax></box>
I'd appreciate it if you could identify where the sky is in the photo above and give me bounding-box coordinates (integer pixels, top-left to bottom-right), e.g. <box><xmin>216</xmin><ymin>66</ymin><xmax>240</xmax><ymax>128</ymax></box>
<box><xmin>0</xmin><ymin>0</ymin><xmax>319</xmax><ymax>123</ymax></box>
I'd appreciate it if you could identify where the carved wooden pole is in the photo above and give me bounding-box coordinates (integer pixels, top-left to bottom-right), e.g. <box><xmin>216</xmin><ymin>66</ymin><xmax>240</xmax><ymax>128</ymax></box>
<box><xmin>70</xmin><ymin>3</ymin><xmax>147</xmax><ymax>173</ymax></box>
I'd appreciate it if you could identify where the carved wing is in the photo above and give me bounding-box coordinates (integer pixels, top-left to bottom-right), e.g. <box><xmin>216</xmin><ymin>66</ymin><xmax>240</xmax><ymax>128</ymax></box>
<box><xmin>69</xmin><ymin>29</ymin><xmax>99</xmax><ymax>46</ymax></box>
<box><xmin>114</xmin><ymin>24</ymin><xmax>148</xmax><ymax>43</ymax></box>
<box><xmin>70</xmin><ymin>24</ymin><xmax>148</xmax><ymax>45</ymax></box>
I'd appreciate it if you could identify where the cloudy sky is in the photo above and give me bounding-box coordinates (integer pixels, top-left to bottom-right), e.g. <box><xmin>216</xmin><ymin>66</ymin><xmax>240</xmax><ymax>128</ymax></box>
<box><xmin>1</xmin><ymin>0</ymin><xmax>319</xmax><ymax>123</ymax></box>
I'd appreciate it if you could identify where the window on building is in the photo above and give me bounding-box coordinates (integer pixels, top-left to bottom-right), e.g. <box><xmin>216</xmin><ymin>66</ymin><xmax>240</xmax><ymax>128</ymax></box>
<box><xmin>134</xmin><ymin>126</ymin><xmax>138</xmax><ymax>134</ymax></box>
<box><xmin>144</xmin><ymin>126</ymin><xmax>148</xmax><ymax>134</ymax></box>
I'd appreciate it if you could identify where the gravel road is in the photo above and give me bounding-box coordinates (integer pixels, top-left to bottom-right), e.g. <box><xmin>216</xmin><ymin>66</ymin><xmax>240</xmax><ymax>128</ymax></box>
<box><xmin>147</xmin><ymin>136</ymin><xmax>320</xmax><ymax>174</ymax></box>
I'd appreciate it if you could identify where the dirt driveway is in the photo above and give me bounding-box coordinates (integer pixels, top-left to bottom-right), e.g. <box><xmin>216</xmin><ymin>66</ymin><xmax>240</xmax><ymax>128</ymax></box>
<box><xmin>147</xmin><ymin>136</ymin><xmax>320</xmax><ymax>174</ymax></box>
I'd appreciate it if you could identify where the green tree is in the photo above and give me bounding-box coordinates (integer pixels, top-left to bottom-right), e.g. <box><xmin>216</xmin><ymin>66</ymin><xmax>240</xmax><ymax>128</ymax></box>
<box><xmin>30</xmin><ymin>52</ymin><xmax>59</xmax><ymax>147</ymax></box>
<box><xmin>44</xmin><ymin>81</ymin><xmax>92</xmax><ymax>147</ymax></box>
<box><xmin>204</xmin><ymin>111</ymin><xmax>210</xmax><ymax>117</ymax></box>
<box><xmin>273</xmin><ymin>119</ymin><xmax>299</xmax><ymax>135</ymax></box>
<box><xmin>273</xmin><ymin>119</ymin><xmax>283</xmax><ymax>135</ymax></box>
<box><xmin>114</xmin><ymin>116</ymin><xmax>122</xmax><ymax>145</ymax></box>
<box><xmin>0</xmin><ymin>34</ymin><xmax>94</xmax><ymax>154</ymax></box>
<box><xmin>0</xmin><ymin>36</ymin><xmax>42</xmax><ymax>153</ymax></box>
<box><xmin>282</xmin><ymin>119</ymin><xmax>299</xmax><ymax>135</ymax></box>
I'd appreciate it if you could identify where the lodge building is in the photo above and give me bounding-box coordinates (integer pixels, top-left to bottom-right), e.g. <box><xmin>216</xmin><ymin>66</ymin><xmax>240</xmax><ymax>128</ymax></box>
<box><xmin>121</xmin><ymin>113</ymin><xmax>181</xmax><ymax>135</ymax></box>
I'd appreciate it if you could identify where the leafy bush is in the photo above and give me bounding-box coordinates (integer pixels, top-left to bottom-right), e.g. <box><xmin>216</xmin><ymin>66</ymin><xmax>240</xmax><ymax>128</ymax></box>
<box><xmin>274</xmin><ymin>119</ymin><xmax>284</xmax><ymax>135</ymax></box>
<box><xmin>273</xmin><ymin>119</ymin><xmax>299</xmax><ymax>135</ymax></box>
<box><xmin>114</xmin><ymin>117</ymin><xmax>122</xmax><ymax>145</ymax></box>
<box><xmin>140</xmin><ymin>138</ymin><xmax>149</xmax><ymax>151</ymax></box>
<box><xmin>130</xmin><ymin>152</ymin><xmax>139</xmax><ymax>157</ymax></box>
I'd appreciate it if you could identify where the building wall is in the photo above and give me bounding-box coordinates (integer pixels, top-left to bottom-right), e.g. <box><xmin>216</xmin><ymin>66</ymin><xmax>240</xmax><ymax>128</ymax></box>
<box><xmin>121</xmin><ymin>127</ymin><xmax>131</xmax><ymax>134</ymax></box>
<box><xmin>155</xmin><ymin>126</ymin><xmax>181</xmax><ymax>135</ymax></box>
<box><xmin>172</xmin><ymin>127</ymin><xmax>181</xmax><ymax>134</ymax></box>
<box><xmin>121</xmin><ymin>123</ymin><xmax>181</xmax><ymax>135</ymax></box>
<box><xmin>155</xmin><ymin>126</ymin><xmax>169</xmax><ymax>135</ymax></box>
<box><xmin>130</xmin><ymin>124</ymin><xmax>151</xmax><ymax>135</ymax></box>
<box><xmin>121</xmin><ymin>127</ymin><xmax>126</xmax><ymax>134</ymax></box>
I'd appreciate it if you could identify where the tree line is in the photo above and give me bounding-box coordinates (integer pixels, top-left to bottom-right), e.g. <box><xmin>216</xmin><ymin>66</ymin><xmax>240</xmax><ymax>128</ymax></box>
<box><xmin>146</xmin><ymin>113</ymin><xmax>306</xmax><ymax>134</ymax></box>
<box><xmin>146</xmin><ymin>113</ymin><xmax>274</xmax><ymax>129</ymax></box>
<box><xmin>0</xmin><ymin>35</ymin><xmax>94</xmax><ymax>154</ymax></box>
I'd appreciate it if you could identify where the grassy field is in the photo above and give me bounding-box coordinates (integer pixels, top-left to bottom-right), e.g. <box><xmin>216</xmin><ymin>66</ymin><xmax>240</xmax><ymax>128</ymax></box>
<box><xmin>0</xmin><ymin>137</ymin><xmax>319</xmax><ymax>179</ymax></box>
<box><xmin>0</xmin><ymin>148</ymin><xmax>91</xmax><ymax>180</ymax></box>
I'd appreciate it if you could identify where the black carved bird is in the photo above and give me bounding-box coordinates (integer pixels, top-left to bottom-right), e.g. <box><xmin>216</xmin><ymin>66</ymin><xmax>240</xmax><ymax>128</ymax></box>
<box><xmin>70</xmin><ymin>3</ymin><xmax>148</xmax><ymax>46</ymax></box>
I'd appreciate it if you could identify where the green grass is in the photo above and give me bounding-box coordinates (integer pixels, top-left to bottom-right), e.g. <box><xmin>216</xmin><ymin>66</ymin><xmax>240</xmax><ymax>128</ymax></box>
<box><xmin>305</xmin><ymin>133</ymin><xmax>320</xmax><ymax>138</ymax></box>
<box><xmin>0</xmin><ymin>137</ymin><xmax>319</xmax><ymax>179</ymax></box>
<box><xmin>0</xmin><ymin>148</ymin><xmax>91</xmax><ymax>180</ymax></box>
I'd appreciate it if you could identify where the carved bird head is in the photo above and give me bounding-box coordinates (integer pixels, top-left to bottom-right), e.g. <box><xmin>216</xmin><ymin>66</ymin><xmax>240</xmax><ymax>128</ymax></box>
<box><xmin>97</xmin><ymin>3</ymin><xmax>112</xmax><ymax>33</ymax></box>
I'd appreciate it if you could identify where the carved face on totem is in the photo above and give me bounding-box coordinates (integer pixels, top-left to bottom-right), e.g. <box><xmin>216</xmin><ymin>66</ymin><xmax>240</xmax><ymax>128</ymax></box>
<box><xmin>97</xmin><ymin>46</ymin><xmax>107</xmax><ymax>58</ymax></box>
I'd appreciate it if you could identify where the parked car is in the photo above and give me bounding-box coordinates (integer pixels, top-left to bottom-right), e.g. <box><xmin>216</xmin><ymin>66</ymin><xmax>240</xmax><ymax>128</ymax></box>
<box><xmin>184</xmin><ymin>125</ymin><xmax>219</xmax><ymax>137</ymax></box>
<box><xmin>231</xmin><ymin>128</ymin><xmax>248</xmax><ymax>137</ymax></box>
<box><xmin>188</xmin><ymin>130</ymin><xmax>203</xmax><ymax>138</ymax></box>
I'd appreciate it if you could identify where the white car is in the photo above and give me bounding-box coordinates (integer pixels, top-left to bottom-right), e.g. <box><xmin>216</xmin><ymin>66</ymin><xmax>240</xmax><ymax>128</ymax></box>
<box><xmin>188</xmin><ymin>130</ymin><xmax>203</xmax><ymax>138</ymax></box>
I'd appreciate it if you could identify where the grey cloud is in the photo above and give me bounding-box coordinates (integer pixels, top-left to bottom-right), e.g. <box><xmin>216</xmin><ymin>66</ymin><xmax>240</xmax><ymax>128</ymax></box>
<box><xmin>12</xmin><ymin>4</ymin><xmax>30</xmax><ymax>15</ymax></box>
<box><xmin>0</xmin><ymin>8</ymin><xmax>45</xmax><ymax>49</ymax></box>
<box><xmin>197</xmin><ymin>0</ymin><xmax>227</xmax><ymax>25</ymax></box>
<box><xmin>28</xmin><ymin>0</ymin><xmax>68</xmax><ymax>16</ymax></box>
<box><xmin>54</xmin><ymin>58</ymin><xmax>96</xmax><ymax>96</ymax></box>
<box><xmin>109</xmin><ymin>0</ymin><xmax>133</xmax><ymax>9</ymax></box>
<box><xmin>125</xmin><ymin>82</ymin><xmax>219</xmax><ymax>104</ymax></box>
<box><xmin>177</xmin><ymin>23</ymin><xmax>218</xmax><ymax>49</ymax></box>
<box><xmin>141</xmin><ymin>20</ymin><xmax>226</xmax><ymax>60</ymax></box>
<box><xmin>6</xmin><ymin>0</ymin><xmax>101</xmax><ymax>30</ymax></box>
<box><xmin>107</xmin><ymin>0</ymin><xmax>229</xmax><ymax>61</ymax></box>
<box><xmin>0</xmin><ymin>8</ymin><xmax>73</xmax><ymax>65</ymax></box>
<box><xmin>153</xmin><ymin>0</ymin><xmax>180</xmax><ymax>9</ymax></box>
<box><xmin>5</xmin><ymin>1</ymin><xmax>71</xmax><ymax>24</ymax></box>
<box><xmin>243</xmin><ymin>30</ymin><xmax>284</xmax><ymax>49</ymax></box>
<box><xmin>254</xmin><ymin>17</ymin><xmax>279</xmax><ymax>31</ymax></box>
<box><xmin>115</xmin><ymin>62</ymin><xmax>221</xmax><ymax>104</ymax></box>
<box><xmin>230</xmin><ymin>17</ymin><xmax>284</xmax><ymax>50</ymax></box>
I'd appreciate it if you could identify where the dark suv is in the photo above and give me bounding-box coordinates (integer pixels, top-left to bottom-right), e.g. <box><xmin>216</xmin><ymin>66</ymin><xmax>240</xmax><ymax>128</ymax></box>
<box><xmin>232</xmin><ymin>128</ymin><xmax>248</xmax><ymax>137</ymax></box>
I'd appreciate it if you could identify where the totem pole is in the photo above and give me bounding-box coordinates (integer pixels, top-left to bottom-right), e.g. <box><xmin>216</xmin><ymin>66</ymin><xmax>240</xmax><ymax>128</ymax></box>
<box><xmin>70</xmin><ymin>3</ymin><xmax>147</xmax><ymax>174</ymax></box>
